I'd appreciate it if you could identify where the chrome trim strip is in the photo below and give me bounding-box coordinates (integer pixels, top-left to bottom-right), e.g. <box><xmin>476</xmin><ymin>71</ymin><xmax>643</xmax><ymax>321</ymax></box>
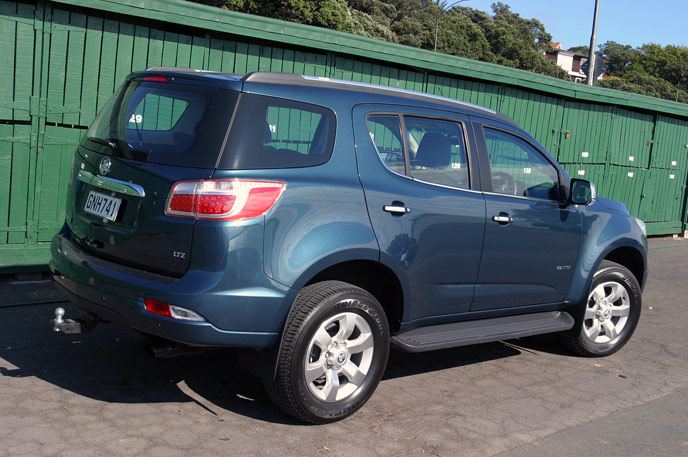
<box><xmin>481</xmin><ymin>190</ymin><xmax>559</xmax><ymax>204</ymax></box>
<box><xmin>77</xmin><ymin>170</ymin><xmax>146</xmax><ymax>198</ymax></box>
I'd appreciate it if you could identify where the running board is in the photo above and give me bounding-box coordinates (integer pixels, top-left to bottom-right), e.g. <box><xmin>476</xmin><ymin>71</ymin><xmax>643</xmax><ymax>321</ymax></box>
<box><xmin>391</xmin><ymin>311</ymin><xmax>574</xmax><ymax>353</ymax></box>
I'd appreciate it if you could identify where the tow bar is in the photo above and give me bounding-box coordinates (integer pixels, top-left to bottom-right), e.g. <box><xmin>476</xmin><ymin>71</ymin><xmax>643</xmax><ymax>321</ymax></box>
<box><xmin>52</xmin><ymin>307</ymin><xmax>97</xmax><ymax>334</ymax></box>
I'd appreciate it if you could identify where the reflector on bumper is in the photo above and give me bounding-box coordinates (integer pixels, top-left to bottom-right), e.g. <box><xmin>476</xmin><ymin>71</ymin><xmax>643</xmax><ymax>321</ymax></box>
<box><xmin>144</xmin><ymin>298</ymin><xmax>206</xmax><ymax>322</ymax></box>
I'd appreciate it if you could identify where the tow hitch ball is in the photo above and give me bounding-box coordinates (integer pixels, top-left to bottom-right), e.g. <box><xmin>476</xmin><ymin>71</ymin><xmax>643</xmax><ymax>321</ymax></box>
<box><xmin>52</xmin><ymin>307</ymin><xmax>83</xmax><ymax>334</ymax></box>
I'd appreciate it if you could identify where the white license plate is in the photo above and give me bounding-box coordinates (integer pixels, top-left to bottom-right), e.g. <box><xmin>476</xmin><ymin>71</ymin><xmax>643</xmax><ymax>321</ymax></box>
<box><xmin>84</xmin><ymin>191</ymin><xmax>122</xmax><ymax>221</ymax></box>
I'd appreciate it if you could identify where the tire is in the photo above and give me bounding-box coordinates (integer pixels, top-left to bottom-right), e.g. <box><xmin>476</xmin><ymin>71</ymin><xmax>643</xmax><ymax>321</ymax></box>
<box><xmin>264</xmin><ymin>280</ymin><xmax>390</xmax><ymax>424</ymax></box>
<box><xmin>560</xmin><ymin>260</ymin><xmax>642</xmax><ymax>357</ymax></box>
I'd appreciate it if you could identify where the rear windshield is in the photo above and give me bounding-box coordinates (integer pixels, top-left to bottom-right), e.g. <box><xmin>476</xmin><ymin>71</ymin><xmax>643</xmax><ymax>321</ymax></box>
<box><xmin>85</xmin><ymin>77</ymin><xmax>238</xmax><ymax>168</ymax></box>
<box><xmin>219</xmin><ymin>94</ymin><xmax>335</xmax><ymax>169</ymax></box>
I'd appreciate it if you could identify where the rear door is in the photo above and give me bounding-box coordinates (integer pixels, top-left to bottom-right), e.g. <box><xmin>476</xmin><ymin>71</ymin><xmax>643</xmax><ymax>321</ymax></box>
<box><xmin>66</xmin><ymin>74</ymin><xmax>239</xmax><ymax>276</ymax></box>
<box><xmin>471</xmin><ymin>120</ymin><xmax>581</xmax><ymax>311</ymax></box>
<box><xmin>354</xmin><ymin>104</ymin><xmax>486</xmax><ymax>323</ymax></box>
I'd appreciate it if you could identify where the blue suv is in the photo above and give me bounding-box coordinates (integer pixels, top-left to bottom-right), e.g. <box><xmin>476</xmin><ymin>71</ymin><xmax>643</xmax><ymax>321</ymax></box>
<box><xmin>50</xmin><ymin>70</ymin><xmax>647</xmax><ymax>423</ymax></box>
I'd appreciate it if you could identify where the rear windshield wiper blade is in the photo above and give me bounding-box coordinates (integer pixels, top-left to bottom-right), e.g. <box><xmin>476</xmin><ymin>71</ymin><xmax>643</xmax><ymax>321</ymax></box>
<box><xmin>86</xmin><ymin>136</ymin><xmax>129</xmax><ymax>158</ymax></box>
<box><xmin>86</xmin><ymin>136</ymin><xmax>117</xmax><ymax>150</ymax></box>
<box><xmin>86</xmin><ymin>137</ymin><xmax>149</xmax><ymax>162</ymax></box>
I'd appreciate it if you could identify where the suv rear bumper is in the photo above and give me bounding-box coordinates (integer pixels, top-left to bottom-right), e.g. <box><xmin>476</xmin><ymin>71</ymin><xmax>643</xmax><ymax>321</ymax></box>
<box><xmin>50</xmin><ymin>232</ymin><xmax>287</xmax><ymax>349</ymax></box>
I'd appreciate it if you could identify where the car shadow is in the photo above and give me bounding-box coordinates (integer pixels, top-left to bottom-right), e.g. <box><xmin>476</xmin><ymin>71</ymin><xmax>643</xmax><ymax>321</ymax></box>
<box><xmin>0</xmin><ymin>303</ymin><xmax>566</xmax><ymax>425</ymax></box>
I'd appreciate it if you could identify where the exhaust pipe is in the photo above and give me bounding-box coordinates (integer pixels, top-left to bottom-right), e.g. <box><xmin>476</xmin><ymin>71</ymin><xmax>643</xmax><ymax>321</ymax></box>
<box><xmin>147</xmin><ymin>343</ymin><xmax>210</xmax><ymax>359</ymax></box>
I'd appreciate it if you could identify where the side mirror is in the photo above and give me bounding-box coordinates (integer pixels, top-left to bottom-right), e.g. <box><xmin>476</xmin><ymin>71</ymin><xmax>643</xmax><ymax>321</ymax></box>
<box><xmin>569</xmin><ymin>179</ymin><xmax>596</xmax><ymax>205</ymax></box>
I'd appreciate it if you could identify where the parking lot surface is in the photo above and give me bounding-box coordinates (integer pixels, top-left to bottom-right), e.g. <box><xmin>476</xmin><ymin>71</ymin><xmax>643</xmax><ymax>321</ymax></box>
<box><xmin>1</xmin><ymin>239</ymin><xmax>687</xmax><ymax>457</ymax></box>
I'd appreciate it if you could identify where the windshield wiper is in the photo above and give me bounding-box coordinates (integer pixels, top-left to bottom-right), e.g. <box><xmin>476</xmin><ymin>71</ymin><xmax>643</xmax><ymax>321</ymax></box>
<box><xmin>86</xmin><ymin>136</ymin><xmax>118</xmax><ymax>150</ymax></box>
<box><xmin>86</xmin><ymin>137</ymin><xmax>150</xmax><ymax>162</ymax></box>
<box><xmin>86</xmin><ymin>136</ymin><xmax>131</xmax><ymax>159</ymax></box>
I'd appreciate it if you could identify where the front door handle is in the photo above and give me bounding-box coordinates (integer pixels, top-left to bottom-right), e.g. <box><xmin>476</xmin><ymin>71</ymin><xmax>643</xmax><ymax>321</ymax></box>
<box><xmin>384</xmin><ymin>205</ymin><xmax>411</xmax><ymax>215</ymax></box>
<box><xmin>492</xmin><ymin>214</ymin><xmax>513</xmax><ymax>224</ymax></box>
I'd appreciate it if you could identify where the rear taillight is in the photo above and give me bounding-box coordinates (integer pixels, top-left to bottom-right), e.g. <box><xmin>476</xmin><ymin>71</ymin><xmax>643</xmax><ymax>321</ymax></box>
<box><xmin>165</xmin><ymin>179</ymin><xmax>286</xmax><ymax>221</ymax></box>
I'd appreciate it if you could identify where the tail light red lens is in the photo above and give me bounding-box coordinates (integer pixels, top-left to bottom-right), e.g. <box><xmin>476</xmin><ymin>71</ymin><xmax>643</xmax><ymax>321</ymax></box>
<box><xmin>144</xmin><ymin>298</ymin><xmax>172</xmax><ymax>317</ymax></box>
<box><xmin>165</xmin><ymin>179</ymin><xmax>286</xmax><ymax>221</ymax></box>
<box><xmin>141</xmin><ymin>75</ymin><xmax>169</xmax><ymax>83</ymax></box>
<box><xmin>168</xmin><ymin>193</ymin><xmax>194</xmax><ymax>213</ymax></box>
<box><xmin>144</xmin><ymin>298</ymin><xmax>206</xmax><ymax>321</ymax></box>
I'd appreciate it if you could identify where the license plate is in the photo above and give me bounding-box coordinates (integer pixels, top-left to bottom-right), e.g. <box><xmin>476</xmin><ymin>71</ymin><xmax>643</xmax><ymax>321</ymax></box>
<box><xmin>84</xmin><ymin>191</ymin><xmax>122</xmax><ymax>221</ymax></box>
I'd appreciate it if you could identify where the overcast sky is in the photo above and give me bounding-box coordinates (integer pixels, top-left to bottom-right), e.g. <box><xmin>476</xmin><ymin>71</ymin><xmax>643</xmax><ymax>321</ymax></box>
<box><xmin>465</xmin><ymin>0</ymin><xmax>687</xmax><ymax>49</ymax></box>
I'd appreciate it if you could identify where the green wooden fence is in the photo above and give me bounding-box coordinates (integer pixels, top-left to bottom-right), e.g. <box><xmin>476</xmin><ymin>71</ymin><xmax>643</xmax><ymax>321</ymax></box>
<box><xmin>1</xmin><ymin>0</ymin><xmax>688</xmax><ymax>271</ymax></box>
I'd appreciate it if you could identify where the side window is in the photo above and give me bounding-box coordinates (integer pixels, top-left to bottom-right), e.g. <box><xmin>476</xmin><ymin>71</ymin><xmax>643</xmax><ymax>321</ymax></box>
<box><xmin>266</xmin><ymin>106</ymin><xmax>325</xmax><ymax>155</ymax></box>
<box><xmin>366</xmin><ymin>115</ymin><xmax>405</xmax><ymax>175</ymax></box>
<box><xmin>405</xmin><ymin>116</ymin><xmax>469</xmax><ymax>189</ymax></box>
<box><xmin>221</xmin><ymin>94</ymin><xmax>335</xmax><ymax>169</ymax></box>
<box><xmin>483</xmin><ymin>128</ymin><xmax>559</xmax><ymax>201</ymax></box>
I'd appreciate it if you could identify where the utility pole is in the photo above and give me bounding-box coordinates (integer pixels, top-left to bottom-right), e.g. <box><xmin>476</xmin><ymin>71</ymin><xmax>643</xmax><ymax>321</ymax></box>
<box><xmin>586</xmin><ymin>0</ymin><xmax>601</xmax><ymax>86</ymax></box>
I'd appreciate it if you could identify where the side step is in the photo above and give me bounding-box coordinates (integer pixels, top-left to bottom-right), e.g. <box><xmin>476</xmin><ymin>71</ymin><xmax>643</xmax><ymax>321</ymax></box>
<box><xmin>391</xmin><ymin>311</ymin><xmax>575</xmax><ymax>353</ymax></box>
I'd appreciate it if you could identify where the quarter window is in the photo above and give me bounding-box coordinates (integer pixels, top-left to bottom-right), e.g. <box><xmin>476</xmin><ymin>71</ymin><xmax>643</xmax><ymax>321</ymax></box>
<box><xmin>221</xmin><ymin>94</ymin><xmax>335</xmax><ymax>169</ymax></box>
<box><xmin>483</xmin><ymin>128</ymin><xmax>559</xmax><ymax>201</ymax></box>
<box><xmin>405</xmin><ymin>116</ymin><xmax>469</xmax><ymax>189</ymax></box>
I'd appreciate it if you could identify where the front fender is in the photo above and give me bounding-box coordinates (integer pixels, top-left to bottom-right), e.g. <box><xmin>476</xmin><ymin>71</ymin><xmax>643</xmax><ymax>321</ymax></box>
<box><xmin>565</xmin><ymin>203</ymin><xmax>647</xmax><ymax>308</ymax></box>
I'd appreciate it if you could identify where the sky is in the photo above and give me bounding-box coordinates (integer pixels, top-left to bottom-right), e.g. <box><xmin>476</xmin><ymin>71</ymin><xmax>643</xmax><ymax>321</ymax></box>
<box><xmin>464</xmin><ymin>0</ymin><xmax>687</xmax><ymax>49</ymax></box>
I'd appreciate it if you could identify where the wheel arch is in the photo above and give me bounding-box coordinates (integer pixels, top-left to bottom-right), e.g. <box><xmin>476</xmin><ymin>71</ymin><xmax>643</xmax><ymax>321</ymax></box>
<box><xmin>602</xmin><ymin>245</ymin><xmax>646</xmax><ymax>288</ymax></box>
<box><xmin>305</xmin><ymin>259</ymin><xmax>405</xmax><ymax>333</ymax></box>
<box><xmin>239</xmin><ymin>250</ymin><xmax>408</xmax><ymax>379</ymax></box>
<box><xmin>566</xmin><ymin>238</ymin><xmax>647</xmax><ymax>312</ymax></box>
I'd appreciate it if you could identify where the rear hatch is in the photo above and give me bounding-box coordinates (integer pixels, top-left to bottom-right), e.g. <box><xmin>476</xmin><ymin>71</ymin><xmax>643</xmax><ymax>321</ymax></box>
<box><xmin>66</xmin><ymin>73</ymin><xmax>239</xmax><ymax>276</ymax></box>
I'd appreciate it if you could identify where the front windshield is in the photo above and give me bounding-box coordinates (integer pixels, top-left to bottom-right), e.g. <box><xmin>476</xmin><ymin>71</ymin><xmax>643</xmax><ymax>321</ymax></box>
<box><xmin>86</xmin><ymin>77</ymin><xmax>238</xmax><ymax>168</ymax></box>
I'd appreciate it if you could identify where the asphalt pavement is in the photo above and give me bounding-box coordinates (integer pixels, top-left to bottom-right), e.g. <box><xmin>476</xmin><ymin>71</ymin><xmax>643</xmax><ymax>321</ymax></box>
<box><xmin>0</xmin><ymin>238</ymin><xmax>686</xmax><ymax>457</ymax></box>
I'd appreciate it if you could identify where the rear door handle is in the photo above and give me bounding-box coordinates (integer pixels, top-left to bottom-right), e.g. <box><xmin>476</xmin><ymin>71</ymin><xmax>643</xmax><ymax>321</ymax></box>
<box><xmin>492</xmin><ymin>214</ymin><xmax>513</xmax><ymax>224</ymax></box>
<box><xmin>384</xmin><ymin>205</ymin><xmax>411</xmax><ymax>215</ymax></box>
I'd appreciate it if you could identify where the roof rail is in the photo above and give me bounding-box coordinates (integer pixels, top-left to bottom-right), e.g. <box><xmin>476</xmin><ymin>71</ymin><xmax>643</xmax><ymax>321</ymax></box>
<box><xmin>242</xmin><ymin>72</ymin><xmax>305</xmax><ymax>83</ymax></box>
<box><xmin>301</xmin><ymin>75</ymin><xmax>500</xmax><ymax>117</ymax></box>
<box><xmin>243</xmin><ymin>72</ymin><xmax>507</xmax><ymax>121</ymax></box>
<box><xmin>146</xmin><ymin>66</ymin><xmax>219</xmax><ymax>74</ymax></box>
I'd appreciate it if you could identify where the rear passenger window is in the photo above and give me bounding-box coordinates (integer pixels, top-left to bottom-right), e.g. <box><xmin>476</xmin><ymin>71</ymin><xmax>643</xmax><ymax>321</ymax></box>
<box><xmin>367</xmin><ymin>115</ymin><xmax>405</xmax><ymax>175</ymax></box>
<box><xmin>221</xmin><ymin>94</ymin><xmax>335</xmax><ymax>169</ymax></box>
<box><xmin>405</xmin><ymin>117</ymin><xmax>469</xmax><ymax>189</ymax></box>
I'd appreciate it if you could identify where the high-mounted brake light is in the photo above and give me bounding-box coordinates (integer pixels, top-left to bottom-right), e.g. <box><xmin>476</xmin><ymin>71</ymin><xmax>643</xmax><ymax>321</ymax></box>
<box><xmin>165</xmin><ymin>179</ymin><xmax>286</xmax><ymax>221</ymax></box>
<box><xmin>141</xmin><ymin>75</ymin><xmax>169</xmax><ymax>83</ymax></box>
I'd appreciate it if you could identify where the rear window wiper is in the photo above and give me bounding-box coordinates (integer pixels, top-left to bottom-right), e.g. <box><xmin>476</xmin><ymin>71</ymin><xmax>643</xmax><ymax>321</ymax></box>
<box><xmin>86</xmin><ymin>136</ymin><xmax>129</xmax><ymax>159</ymax></box>
<box><xmin>85</xmin><ymin>137</ymin><xmax>149</xmax><ymax>162</ymax></box>
<box><xmin>86</xmin><ymin>136</ymin><xmax>118</xmax><ymax>150</ymax></box>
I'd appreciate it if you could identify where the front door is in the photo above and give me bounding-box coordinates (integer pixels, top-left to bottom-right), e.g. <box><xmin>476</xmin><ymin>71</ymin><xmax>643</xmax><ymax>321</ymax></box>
<box><xmin>472</xmin><ymin>123</ymin><xmax>581</xmax><ymax>311</ymax></box>
<box><xmin>353</xmin><ymin>105</ymin><xmax>485</xmax><ymax>324</ymax></box>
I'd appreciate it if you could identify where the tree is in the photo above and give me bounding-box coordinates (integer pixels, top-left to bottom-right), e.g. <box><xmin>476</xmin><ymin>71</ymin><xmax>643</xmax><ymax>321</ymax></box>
<box><xmin>599</xmin><ymin>41</ymin><xmax>639</xmax><ymax>76</ymax></box>
<box><xmin>188</xmin><ymin>1</ymin><xmax>582</xmax><ymax>81</ymax></box>
<box><xmin>567</xmin><ymin>45</ymin><xmax>589</xmax><ymax>55</ymax></box>
<box><xmin>479</xmin><ymin>3</ymin><xmax>567</xmax><ymax>78</ymax></box>
<box><xmin>599</xmin><ymin>73</ymin><xmax>688</xmax><ymax>104</ymax></box>
<box><xmin>193</xmin><ymin>0</ymin><xmax>353</xmax><ymax>31</ymax></box>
